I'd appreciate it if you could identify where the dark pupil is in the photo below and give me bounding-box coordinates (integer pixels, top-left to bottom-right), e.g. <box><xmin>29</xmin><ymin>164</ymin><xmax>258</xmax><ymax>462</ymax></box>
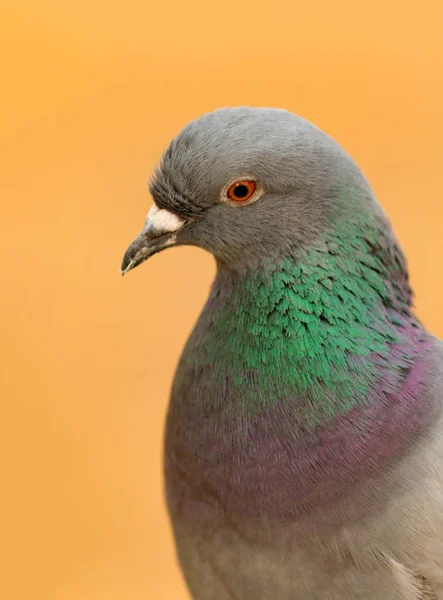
<box><xmin>234</xmin><ymin>184</ymin><xmax>249</xmax><ymax>198</ymax></box>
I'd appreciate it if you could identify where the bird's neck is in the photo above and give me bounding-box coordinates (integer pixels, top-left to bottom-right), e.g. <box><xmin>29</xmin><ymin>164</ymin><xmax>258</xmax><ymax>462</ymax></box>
<box><xmin>169</xmin><ymin>231</ymin><xmax>440</xmax><ymax>520</ymax></box>
<box><xmin>187</xmin><ymin>216</ymin><xmax>430</xmax><ymax>429</ymax></box>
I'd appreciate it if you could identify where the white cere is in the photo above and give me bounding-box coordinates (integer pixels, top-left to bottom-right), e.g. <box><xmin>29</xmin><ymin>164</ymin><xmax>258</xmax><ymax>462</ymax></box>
<box><xmin>146</xmin><ymin>205</ymin><xmax>185</xmax><ymax>233</ymax></box>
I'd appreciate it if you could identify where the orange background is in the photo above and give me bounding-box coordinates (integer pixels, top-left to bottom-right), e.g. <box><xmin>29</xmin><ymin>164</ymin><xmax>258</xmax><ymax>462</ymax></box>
<box><xmin>2</xmin><ymin>1</ymin><xmax>443</xmax><ymax>598</ymax></box>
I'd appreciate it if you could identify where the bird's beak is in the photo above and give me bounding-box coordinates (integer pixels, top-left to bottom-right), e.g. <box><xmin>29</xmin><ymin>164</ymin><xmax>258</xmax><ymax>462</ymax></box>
<box><xmin>121</xmin><ymin>205</ymin><xmax>186</xmax><ymax>275</ymax></box>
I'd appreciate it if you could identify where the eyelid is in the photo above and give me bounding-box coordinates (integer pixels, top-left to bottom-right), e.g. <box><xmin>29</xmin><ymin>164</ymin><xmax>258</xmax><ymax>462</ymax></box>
<box><xmin>220</xmin><ymin>175</ymin><xmax>264</xmax><ymax>207</ymax></box>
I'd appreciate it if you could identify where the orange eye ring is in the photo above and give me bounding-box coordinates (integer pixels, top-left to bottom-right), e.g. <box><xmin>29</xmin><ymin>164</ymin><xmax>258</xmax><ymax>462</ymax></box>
<box><xmin>226</xmin><ymin>180</ymin><xmax>257</xmax><ymax>203</ymax></box>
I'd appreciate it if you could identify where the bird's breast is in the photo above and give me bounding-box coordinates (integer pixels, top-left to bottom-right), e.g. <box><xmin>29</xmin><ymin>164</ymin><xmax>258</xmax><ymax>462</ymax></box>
<box><xmin>164</xmin><ymin>354</ymin><xmax>439</xmax><ymax>527</ymax></box>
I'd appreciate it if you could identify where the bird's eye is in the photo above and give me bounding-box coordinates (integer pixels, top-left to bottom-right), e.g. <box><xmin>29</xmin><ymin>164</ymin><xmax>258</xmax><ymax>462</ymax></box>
<box><xmin>226</xmin><ymin>180</ymin><xmax>257</xmax><ymax>203</ymax></box>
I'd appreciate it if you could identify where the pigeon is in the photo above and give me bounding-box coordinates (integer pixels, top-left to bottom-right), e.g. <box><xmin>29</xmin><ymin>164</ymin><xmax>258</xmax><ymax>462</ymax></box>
<box><xmin>121</xmin><ymin>107</ymin><xmax>443</xmax><ymax>599</ymax></box>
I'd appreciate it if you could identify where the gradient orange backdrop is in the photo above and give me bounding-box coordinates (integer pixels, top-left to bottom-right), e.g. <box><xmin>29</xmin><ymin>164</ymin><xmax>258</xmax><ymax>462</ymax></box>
<box><xmin>2</xmin><ymin>1</ymin><xmax>443</xmax><ymax>598</ymax></box>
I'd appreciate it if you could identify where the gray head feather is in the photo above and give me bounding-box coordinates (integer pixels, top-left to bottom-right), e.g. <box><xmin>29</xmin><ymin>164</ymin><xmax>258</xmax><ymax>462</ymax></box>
<box><xmin>148</xmin><ymin>107</ymin><xmax>379</xmax><ymax>271</ymax></box>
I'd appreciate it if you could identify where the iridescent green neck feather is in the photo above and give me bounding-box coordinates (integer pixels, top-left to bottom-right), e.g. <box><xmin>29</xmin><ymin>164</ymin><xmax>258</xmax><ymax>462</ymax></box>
<box><xmin>187</xmin><ymin>194</ymin><xmax>422</xmax><ymax>429</ymax></box>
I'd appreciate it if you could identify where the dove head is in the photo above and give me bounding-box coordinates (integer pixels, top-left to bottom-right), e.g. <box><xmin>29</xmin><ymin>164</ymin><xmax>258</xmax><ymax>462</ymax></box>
<box><xmin>122</xmin><ymin>107</ymin><xmax>394</xmax><ymax>275</ymax></box>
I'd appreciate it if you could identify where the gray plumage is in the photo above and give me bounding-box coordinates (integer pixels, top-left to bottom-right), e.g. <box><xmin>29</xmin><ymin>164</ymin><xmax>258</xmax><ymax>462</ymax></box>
<box><xmin>122</xmin><ymin>107</ymin><xmax>443</xmax><ymax>599</ymax></box>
